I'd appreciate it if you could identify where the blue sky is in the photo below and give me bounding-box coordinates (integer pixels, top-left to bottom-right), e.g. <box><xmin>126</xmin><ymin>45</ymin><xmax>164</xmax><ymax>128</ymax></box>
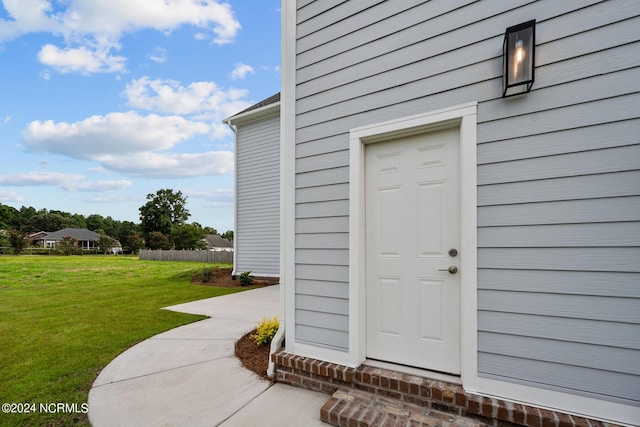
<box><xmin>0</xmin><ymin>0</ymin><xmax>281</xmax><ymax>232</ymax></box>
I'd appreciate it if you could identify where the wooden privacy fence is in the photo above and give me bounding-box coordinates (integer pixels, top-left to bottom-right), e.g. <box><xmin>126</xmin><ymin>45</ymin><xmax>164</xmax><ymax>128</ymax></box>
<box><xmin>139</xmin><ymin>249</ymin><xmax>233</xmax><ymax>263</ymax></box>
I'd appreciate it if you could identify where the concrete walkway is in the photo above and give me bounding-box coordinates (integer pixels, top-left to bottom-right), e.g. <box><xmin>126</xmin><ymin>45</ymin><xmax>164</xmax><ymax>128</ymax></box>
<box><xmin>88</xmin><ymin>286</ymin><xmax>328</xmax><ymax>426</ymax></box>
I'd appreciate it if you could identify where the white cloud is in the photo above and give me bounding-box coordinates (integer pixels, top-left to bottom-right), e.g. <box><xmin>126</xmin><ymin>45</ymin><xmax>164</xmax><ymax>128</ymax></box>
<box><xmin>185</xmin><ymin>187</ymin><xmax>233</xmax><ymax>207</ymax></box>
<box><xmin>1</xmin><ymin>115</ymin><xmax>11</xmax><ymax>125</ymax></box>
<box><xmin>0</xmin><ymin>171</ymin><xmax>84</xmax><ymax>186</ymax></box>
<box><xmin>99</xmin><ymin>151</ymin><xmax>234</xmax><ymax>178</ymax></box>
<box><xmin>0</xmin><ymin>0</ymin><xmax>59</xmax><ymax>41</ymax></box>
<box><xmin>20</xmin><ymin>112</ymin><xmax>234</xmax><ymax>178</ymax></box>
<box><xmin>23</xmin><ymin>111</ymin><xmax>210</xmax><ymax>160</ymax></box>
<box><xmin>82</xmin><ymin>194</ymin><xmax>141</xmax><ymax>203</ymax></box>
<box><xmin>38</xmin><ymin>43</ymin><xmax>126</xmax><ymax>74</ymax></box>
<box><xmin>208</xmin><ymin>123</ymin><xmax>233</xmax><ymax>140</ymax></box>
<box><xmin>62</xmin><ymin>180</ymin><xmax>132</xmax><ymax>192</ymax></box>
<box><xmin>1</xmin><ymin>0</ymin><xmax>241</xmax><ymax>75</ymax></box>
<box><xmin>1</xmin><ymin>0</ymin><xmax>240</xmax><ymax>44</ymax></box>
<box><xmin>0</xmin><ymin>189</ymin><xmax>25</xmax><ymax>203</ymax></box>
<box><xmin>147</xmin><ymin>46</ymin><xmax>167</xmax><ymax>63</ymax></box>
<box><xmin>57</xmin><ymin>0</ymin><xmax>240</xmax><ymax>44</ymax></box>
<box><xmin>231</xmin><ymin>63</ymin><xmax>254</xmax><ymax>80</ymax></box>
<box><xmin>0</xmin><ymin>171</ymin><xmax>131</xmax><ymax>192</ymax></box>
<box><xmin>123</xmin><ymin>76</ymin><xmax>252</xmax><ymax>119</ymax></box>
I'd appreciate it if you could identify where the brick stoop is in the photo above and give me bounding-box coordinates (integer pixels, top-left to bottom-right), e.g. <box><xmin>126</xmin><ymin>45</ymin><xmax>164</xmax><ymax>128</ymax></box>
<box><xmin>322</xmin><ymin>388</ymin><xmax>490</xmax><ymax>427</ymax></box>
<box><xmin>272</xmin><ymin>350</ymin><xmax>623</xmax><ymax>427</ymax></box>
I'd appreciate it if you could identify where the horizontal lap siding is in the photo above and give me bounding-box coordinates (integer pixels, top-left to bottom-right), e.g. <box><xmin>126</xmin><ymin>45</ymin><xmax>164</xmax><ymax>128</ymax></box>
<box><xmin>293</xmin><ymin>0</ymin><xmax>498</xmax><ymax>351</ymax></box>
<box><xmin>236</xmin><ymin>115</ymin><xmax>280</xmax><ymax>276</ymax></box>
<box><xmin>473</xmin><ymin>0</ymin><xmax>640</xmax><ymax>405</ymax></box>
<box><xmin>294</xmin><ymin>0</ymin><xmax>640</xmax><ymax>403</ymax></box>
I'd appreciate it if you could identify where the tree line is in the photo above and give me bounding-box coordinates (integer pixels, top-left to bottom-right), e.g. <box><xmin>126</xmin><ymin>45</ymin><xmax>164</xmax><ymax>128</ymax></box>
<box><xmin>0</xmin><ymin>189</ymin><xmax>233</xmax><ymax>254</ymax></box>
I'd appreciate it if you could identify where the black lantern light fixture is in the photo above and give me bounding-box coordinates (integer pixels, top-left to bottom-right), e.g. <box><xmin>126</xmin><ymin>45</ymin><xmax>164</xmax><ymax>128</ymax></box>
<box><xmin>503</xmin><ymin>20</ymin><xmax>536</xmax><ymax>97</ymax></box>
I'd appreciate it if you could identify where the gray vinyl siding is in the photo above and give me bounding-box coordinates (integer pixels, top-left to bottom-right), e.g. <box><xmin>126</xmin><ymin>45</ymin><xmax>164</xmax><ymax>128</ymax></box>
<box><xmin>293</xmin><ymin>0</ymin><xmax>640</xmax><ymax>403</ymax></box>
<box><xmin>235</xmin><ymin>113</ymin><xmax>280</xmax><ymax>277</ymax></box>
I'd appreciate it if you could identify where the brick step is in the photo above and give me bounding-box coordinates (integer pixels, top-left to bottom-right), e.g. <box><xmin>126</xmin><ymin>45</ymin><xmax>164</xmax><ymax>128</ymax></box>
<box><xmin>321</xmin><ymin>388</ymin><xmax>490</xmax><ymax>427</ymax></box>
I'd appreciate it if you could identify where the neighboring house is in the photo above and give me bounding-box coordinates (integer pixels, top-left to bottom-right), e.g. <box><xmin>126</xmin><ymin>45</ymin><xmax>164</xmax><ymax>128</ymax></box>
<box><xmin>224</xmin><ymin>93</ymin><xmax>280</xmax><ymax>278</ymax></box>
<box><xmin>272</xmin><ymin>1</ymin><xmax>640</xmax><ymax>426</ymax></box>
<box><xmin>203</xmin><ymin>234</ymin><xmax>234</xmax><ymax>252</ymax></box>
<box><xmin>27</xmin><ymin>231</ymin><xmax>48</xmax><ymax>243</ymax></box>
<box><xmin>33</xmin><ymin>228</ymin><xmax>102</xmax><ymax>250</ymax></box>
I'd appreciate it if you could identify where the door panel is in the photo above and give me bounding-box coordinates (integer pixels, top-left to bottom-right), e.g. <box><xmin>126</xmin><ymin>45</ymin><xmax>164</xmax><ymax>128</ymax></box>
<box><xmin>365</xmin><ymin>127</ymin><xmax>461</xmax><ymax>374</ymax></box>
<box><xmin>418</xmin><ymin>278</ymin><xmax>445</xmax><ymax>341</ymax></box>
<box><xmin>418</xmin><ymin>181</ymin><xmax>445</xmax><ymax>255</ymax></box>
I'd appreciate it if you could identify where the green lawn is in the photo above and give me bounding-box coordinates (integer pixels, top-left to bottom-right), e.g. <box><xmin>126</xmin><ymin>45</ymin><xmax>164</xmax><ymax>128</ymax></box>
<box><xmin>0</xmin><ymin>255</ymin><xmax>246</xmax><ymax>427</ymax></box>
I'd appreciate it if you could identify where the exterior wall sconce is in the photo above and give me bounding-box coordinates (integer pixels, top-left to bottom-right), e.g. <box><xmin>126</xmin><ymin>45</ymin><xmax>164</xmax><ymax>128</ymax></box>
<box><xmin>503</xmin><ymin>20</ymin><xmax>536</xmax><ymax>97</ymax></box>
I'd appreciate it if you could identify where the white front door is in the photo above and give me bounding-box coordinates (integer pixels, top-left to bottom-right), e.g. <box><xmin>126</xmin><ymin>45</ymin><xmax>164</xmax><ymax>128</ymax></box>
<box><xmin>365</xmin><ymin>127</ymin><xmax>461</xmax><ymax>374</ymax></box>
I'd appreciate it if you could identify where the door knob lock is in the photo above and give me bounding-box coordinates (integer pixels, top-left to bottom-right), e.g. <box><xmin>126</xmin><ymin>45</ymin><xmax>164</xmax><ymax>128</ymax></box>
<box><xmin>438</xmin><ymin>266</ymin><xmax>458</xmax><ymax>274</ymax></box>
<box><xmin>448</xmin><ymin>248</ymin><xmax>458</xmax><ymax>257</ymax></box>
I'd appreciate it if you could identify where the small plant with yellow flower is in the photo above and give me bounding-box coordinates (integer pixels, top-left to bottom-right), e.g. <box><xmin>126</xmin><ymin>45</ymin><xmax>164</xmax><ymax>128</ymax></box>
<box><xmin>251</xmin><ymin>316</ymin><xmax>279</xmax><ymax>346</ymax></box>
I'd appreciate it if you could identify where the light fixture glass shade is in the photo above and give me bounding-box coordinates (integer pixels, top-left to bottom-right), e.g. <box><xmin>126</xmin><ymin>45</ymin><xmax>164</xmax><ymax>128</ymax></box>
<box><xmin>503</xmin><ymin>20</ymin><xmax>535</xmax><ymax>97</ymax></box>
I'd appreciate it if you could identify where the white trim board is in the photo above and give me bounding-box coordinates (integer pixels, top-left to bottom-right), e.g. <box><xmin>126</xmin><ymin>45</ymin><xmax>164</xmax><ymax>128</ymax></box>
<box><xmin>231</xmin><ymin>118</ymin><xmax>239</xmax><ymax>277</ymax></box>
<box><xmin>224</xmin><ymin>102</ymin><xmax>280</xmax><ymax>127</ymax></box>
<box><xmin>293</xmin><ymin>342</ymin><xmax>353</xmax><ymax>367</ymax></box>
<box><xmin>281</xmin><ymin>0</ymin><xmax>297</xmax><ymax>354</ymax></box>
<box><xmin>348</xmin><ymin>102</ymin><xmax>479</xmax><ymax>374</ymax></box>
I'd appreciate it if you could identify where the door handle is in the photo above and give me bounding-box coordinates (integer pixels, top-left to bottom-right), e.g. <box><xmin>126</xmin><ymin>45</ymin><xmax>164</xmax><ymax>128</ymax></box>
<box><xmin>438</xmin><ymin>266</ymin><xmax>458</xmax><ymax>274</ymax></box>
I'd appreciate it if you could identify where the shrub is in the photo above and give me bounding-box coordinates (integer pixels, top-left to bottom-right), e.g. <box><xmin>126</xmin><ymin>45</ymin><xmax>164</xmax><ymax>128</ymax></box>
<box><xmin>148</xmin><ymin>231</ymin><xmax>171</xmax><ymax>250</ymax></box>
<box><xmin>59</xmin><ymin>236</ymin><xmax>78</xmax><ymax>256</ymax></box>
<box><xmin>251</xmin><ymin>316</ymin><xmax>279</xmax><ymax>346</ymax></box>
<box><xmin>238</xmin><ymin>271</ymin><xmax>253</xmax><ymax>286</ymax></box>
<box><xmin>98</xmin><ymin>234</ymin><xmax>115</xmax><ymax>255</ymax></box>
<box><xmin>201</xmin><ymin>268</ymin><xmax>214</xmax><ymax>283</ymax></box>
<box><xmin>8</xmin><ymin>230</ymin><xmax>27</xmax><ymax>255</ymax></box>
<box><xmin>127</xmin><ymin>233</ymin><xmax>144</xmax><ymax>254</ymax></box>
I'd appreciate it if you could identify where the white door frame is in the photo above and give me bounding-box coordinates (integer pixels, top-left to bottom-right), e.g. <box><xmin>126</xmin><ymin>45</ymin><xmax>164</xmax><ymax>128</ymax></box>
<box><xmin>348</xmin><ymin>102</ymin><xmax>478</xmax><ymax>387</ymax></box>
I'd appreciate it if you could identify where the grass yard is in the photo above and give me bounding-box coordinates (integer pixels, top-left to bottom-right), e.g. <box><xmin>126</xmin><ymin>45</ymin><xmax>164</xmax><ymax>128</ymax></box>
<box><xmin>0</xmin><ymin>255</ymin><xmax>247</xmax><ymax>427</ymax></box>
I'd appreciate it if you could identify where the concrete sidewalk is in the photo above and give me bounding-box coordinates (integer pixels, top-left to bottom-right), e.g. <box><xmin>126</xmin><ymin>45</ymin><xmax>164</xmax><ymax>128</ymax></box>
<box><xmin>88</xmin><ymin>286</ymin><xmax>328</xmax><ymax>426</ymax></box>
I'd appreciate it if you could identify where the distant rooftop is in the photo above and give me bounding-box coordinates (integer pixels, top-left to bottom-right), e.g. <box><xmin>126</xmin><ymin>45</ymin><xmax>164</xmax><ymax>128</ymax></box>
<box><xmin>204</xmin><ymin>234</ymin><xmax>233</xmax><ymax>248</ymax></box>
<box><xmin>41</xmin><ymin>228</ymin><xmax>102</xmax><ymax>241</ymax></box>
<box><xmin>228</xmin><ymin>92</ymin><xmax>280</xmax><ymax>118</ymax></box>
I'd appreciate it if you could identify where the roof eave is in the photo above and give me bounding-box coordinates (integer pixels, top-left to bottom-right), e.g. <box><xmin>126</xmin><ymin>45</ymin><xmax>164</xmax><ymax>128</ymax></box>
<box><xmin>224</xmin><ymin>101</ymin><xmax>280</xmax><ymax>126</ymax></box>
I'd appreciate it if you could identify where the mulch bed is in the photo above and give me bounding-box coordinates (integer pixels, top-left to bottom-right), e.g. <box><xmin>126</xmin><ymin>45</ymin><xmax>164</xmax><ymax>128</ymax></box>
<box><xmin>235</xmin><ymin>330</ymin><xmax>273</xmax><ymax>381</ymax></box>
<box><xmin>191</xmin><ymin>267</ymin><xmax>278</xmax><ymax>288</ymax></box>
